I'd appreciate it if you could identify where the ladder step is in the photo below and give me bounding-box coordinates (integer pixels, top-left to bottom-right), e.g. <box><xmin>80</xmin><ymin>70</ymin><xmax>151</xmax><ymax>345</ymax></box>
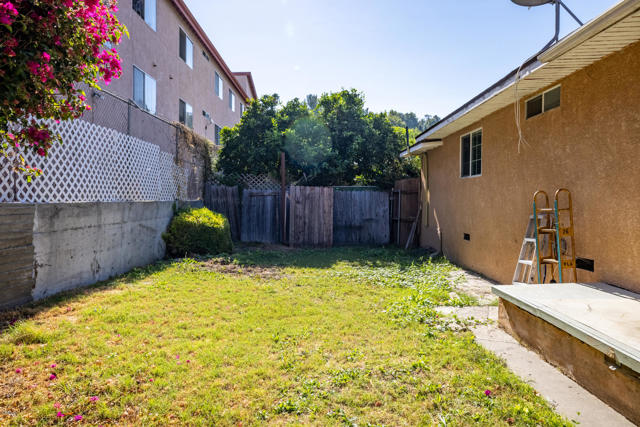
<box><xmin>538</xmin><ymin>228</ymin><xmax>556</xmax><ymax>234</ymax></box>
<box><xmin>541</xmin><ymin>258</ymin><xmax>559</xmax><ymax>264</ymax></box>
<box><xmin>518</xmin><ymin>260</ymin><xmax>533</xmax><ymax>266</ymax></box>
<box><xmin>524</xmin><ymin>238</ymin><xmax>536</xmax><ymax>243</ymax></box>
<box><xmin>537</xmin><ymin>208</ymin><xmax>555</xmax><ymax>214</ymax></box>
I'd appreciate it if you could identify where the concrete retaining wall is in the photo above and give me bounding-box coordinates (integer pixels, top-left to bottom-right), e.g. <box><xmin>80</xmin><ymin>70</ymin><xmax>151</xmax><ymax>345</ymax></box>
<box><xmin>0</xmin><ymin>201</ymin><xmax>177</xmax><ymax>307</ymax></box>
<box><xmin>32</xmin><ymin>202</ymin><xmax>174</xmax><ymax>300</ymax></box>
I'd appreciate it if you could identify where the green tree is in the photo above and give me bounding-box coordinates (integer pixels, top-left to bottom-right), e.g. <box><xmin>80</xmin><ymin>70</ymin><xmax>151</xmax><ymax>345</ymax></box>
<box><xmin>305</xmin><ymin>94</ymin><xmax>318</xmax><ymax>110</ymax></box>
<box><xmin>216</xmin><ymin>95</ymin><xmax>281</xmax><ymax>176</ymax></box>
<box><xmin>283</xmin><ymin>115</ymin><xmax>331</xmax><ymax>182</ymax></box>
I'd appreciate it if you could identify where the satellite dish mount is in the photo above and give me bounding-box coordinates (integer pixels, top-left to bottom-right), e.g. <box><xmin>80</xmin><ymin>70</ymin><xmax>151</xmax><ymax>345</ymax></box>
<box><xmin>511</xmin><ymin>0</ymin><xmax>583</xmax><ymax>49</ymax></box>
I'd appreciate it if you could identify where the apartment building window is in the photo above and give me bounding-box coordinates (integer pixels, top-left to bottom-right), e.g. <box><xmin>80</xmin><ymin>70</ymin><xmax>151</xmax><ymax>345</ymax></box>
<box><xmin>240</xmin><ymin>103</ymin><xmax>245</xmax><ymax>115</ymax></box>
<box><xmin>460</xmin><ymin>129</ymin><xmax>482</xmax><ymax>178</ymax></box>
<box><xmin>133</xmin><ymin>66</ymin><xmax>156</xmax><ymax>114</ymax></box>
<box><xmin>132</xmin><ymin>0</ymin><xmax>156</xmax><ymax>31</ymax></box>
<box><xmin>215</xmin><ymin>72</ymin><xmax>223</xmax><ymax>99</ymax></box>
<box><xmin>526</xmin><ymin>85</ymin><xmax>561</xmax><ymax>119</ymax></box>
<box><xmin>179</xmin><ymin>29</ymin><xmax>193</xmax><ymax>68</ymax></box>
<box><xmin>179</xmin><ymin>99</ymin><xmax>193</xmax><ymax>128</ymax></box>
<box><xmin>214</xmin><ymin>125</ymin><xmax>221</xmax><ymax>145</ymax></box>
<box><xmin>229</xmin><ymin>90</ymin><xmax>235</xmax><ymax>112</ymax></box>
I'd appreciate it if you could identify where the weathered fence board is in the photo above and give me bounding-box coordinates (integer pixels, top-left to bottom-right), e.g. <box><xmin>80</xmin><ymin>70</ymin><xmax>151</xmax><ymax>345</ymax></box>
<box><xmin>241</xmin><ymin>190</ymin><xmax>280</xmax><ymax>243</ymax></box>
<box><xmin>333</xmin><ymin>189</ymin><xmax>390</xmax><ymax>245</ymax></box>
<box><xmin>391</xmin><ymin>178</ymin><xmax>420</xmax><ymax>247</ymax></box>
<box><xmin>289</xmin><ymin>186</ymin><xmax>333</xmax><ymax>248</ymax></box>
<box><xmin>204</xmin><ymin>184</ymin><xmax>240</xmax><ymax>240</ymax></box>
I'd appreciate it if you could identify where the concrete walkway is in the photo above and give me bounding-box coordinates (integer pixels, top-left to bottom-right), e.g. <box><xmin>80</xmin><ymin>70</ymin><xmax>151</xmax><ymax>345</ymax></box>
<box><xmin>441</xmin><ymin>275</ymin><xmax>635</xmax><ymax>426</ymax></box>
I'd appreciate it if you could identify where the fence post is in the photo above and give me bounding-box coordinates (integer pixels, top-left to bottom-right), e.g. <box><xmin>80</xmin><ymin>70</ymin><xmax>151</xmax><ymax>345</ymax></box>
<box><xmin>280</xmin><ymin>152</ymin><xmax>286</xmax><ymax>244</ymax></box>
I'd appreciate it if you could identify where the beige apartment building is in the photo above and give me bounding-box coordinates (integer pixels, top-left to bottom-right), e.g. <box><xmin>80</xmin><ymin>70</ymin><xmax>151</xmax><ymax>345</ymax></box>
<box><xmin>104</xmin><ymin>0</ymin><xmax>257</xmax><ymax>145</ymax></box>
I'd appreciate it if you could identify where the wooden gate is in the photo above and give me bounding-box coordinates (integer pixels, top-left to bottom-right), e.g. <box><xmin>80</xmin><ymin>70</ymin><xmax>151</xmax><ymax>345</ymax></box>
<box><xmin>241</xmin><ymin>190</ymin><xmax>281</xmax><ymax>243</ymax></box>
<box><xmin>391</xmin><ymin>178</ymin><xmax>421</xmax><ymax>248</ymax></box>
<box><xmin>289</xmin><ymin>186</ymin><xmax>333</xmax><ymax>248</ymax></box>
<box><xmin>333</xmin><ymin>188</ymin><xmax>390</xmax><ymax>245</ymax></box>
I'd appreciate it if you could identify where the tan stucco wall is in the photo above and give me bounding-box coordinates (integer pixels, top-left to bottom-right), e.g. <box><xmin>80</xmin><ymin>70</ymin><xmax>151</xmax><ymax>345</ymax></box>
<box><xmin>420</xmin><ymin>41</ymin><xmax>640</xmax><ymax>292</ymax></box>
<box><xmin>104</xmin><ymin>0</ymin><xmax>246</xmax><ymax>143</ymax></box>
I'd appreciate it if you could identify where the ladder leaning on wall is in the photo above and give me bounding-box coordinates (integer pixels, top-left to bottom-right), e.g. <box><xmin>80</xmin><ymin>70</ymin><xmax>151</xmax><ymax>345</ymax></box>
<box><xmin>513</xmin><ymin>189</ymin><xmax>577</xmax><ymax>285</ymax></box>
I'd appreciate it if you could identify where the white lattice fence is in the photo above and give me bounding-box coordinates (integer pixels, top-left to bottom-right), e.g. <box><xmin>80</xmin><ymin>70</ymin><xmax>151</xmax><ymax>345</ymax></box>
<box><xmin>0</xmin><ymin>119</ymin><xmax>187</xmax><ymax>203</ymax></box>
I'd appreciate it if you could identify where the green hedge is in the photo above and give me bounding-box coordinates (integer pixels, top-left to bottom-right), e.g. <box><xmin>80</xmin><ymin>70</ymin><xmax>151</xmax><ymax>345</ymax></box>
<box><xmin>163</xmin><ymin>207</ymin><xmax>233</xmax><ymax>256</ymax></box>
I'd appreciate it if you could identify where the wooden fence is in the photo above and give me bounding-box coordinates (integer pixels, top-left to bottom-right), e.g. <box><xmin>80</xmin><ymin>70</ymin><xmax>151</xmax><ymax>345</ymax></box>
<box><xmin>204</xmin><ymin>185</ymin><xmax>240</xmax><ymax>240</ymax></box>
<box><xmin>333</xmin><ymin>189</ymin><xmax>390</xmax><ymax>245</ymax></box>
<box><xmin>391</xmin><ymin>178</ymin><xmax>420</xmax><ymax>248</ymax></box>
<box><xmin>204</xmin><ymin>183</ymin><xmax>392</xmax><ymax>247</ymax></box>
<box><xmin>240</xmin><ymin>190</ymin><xmax>280</xmax><ymax>244</ymax></box>
<box><xmin>289</xmin><ymin>186</ymin><xmax>333</xmax><ymax>248</ymax></box>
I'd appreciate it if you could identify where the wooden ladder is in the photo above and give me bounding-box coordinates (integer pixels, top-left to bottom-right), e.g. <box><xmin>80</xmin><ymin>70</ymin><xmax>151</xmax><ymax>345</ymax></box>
<box><xmin>514</xmin><ymin>189</ymin><xmax>578</xmax><ymax>284</ymax></box>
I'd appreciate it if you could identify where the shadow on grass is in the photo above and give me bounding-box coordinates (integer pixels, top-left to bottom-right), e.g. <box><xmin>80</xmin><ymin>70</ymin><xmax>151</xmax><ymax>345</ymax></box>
<box><xmin>0</xmin><ymin>260</ymin><xmax>175</xmax><ymax>333</ymax></box>
<box><xmin>215</xmin><ymin>244</ymin><xmax>442</xmax><ymax>271</ymax></box>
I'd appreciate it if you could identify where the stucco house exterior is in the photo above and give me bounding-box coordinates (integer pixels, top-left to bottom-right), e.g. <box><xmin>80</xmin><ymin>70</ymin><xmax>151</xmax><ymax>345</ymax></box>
<box><xmin>403</xmin><ymin>0</ymin><xmax>640</xmax><ymax>293</ymax></box>
<box><xmin>103</xmin><ymin>0</ymin><xmax>257</xmax><ymax>144</ymax></box>
<box><xmin>402</xmin><ymin>0</ymin><xmax>640</xmax><ymax>421</ymax></box>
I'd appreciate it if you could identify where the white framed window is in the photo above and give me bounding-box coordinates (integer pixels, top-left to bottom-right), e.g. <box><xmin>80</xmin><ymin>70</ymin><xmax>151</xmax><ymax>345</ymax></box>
<box><xmin>214</xmin><ymin>124</ymin><xmax>221</xmax><ymax>145</ymax></box>
<box><xmin>179</xmin><ymin>29</ymin><xmax>193</xmax><ymax>68</ymax></box>
<box><xmin>526</xmin><ymin>85</ymin><xmax>561</xmax><ymax>119</ymax></box>
<box><xmin>179</xmin><ymin>99</ymin><xmax>193</xmax><ymax>128</ymax></box>
<box><xmin>460</xmin><ymin>128</ymin><xmax>482</xmax><ymax>178</ymax></box>
<box><xmin>240</xmin><ymin>103</ymin><xmax>245</xmax><ymax>115</ymax></box>
<box><xmin>215</xmin><ymin>72</ymin><xmax>223</xmax><ymax>99</ymax></box>
<box><xmin>229</xmin><ymin>90</ymin><xmax>235</xmax><ymax>112</ymax></box>
<box><xmin>133</xmin><ymin>66</ymin><xmax>156</xmax><ymax>114</ymax></box>
<box><xmin>132</xmin><ymin>0</ymin><xmax>156</xmax><ymax>31</ymax></box>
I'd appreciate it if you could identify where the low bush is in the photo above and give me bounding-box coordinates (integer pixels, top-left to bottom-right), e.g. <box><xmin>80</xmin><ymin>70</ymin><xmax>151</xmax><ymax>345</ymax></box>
<box><xmin>163</xmin><ymin>207</ymin><xmax>233</xmax><ymax>256</ymax></box>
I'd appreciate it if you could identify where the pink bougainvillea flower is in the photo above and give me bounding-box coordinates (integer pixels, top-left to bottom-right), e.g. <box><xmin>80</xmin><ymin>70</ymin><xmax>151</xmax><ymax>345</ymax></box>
<box><xmin>74</xmin><ymin>415</ymin><xmax>83</xmax><ymax>421</ymax></box>
<box><xmin>484</xmin><ymin>389</ymin><xmax>492</xmax><ymax>397</ymax></box>
<box><xmin>42</xmin><ymin>52</ymin><xmax>51</xmax><ymax>62</ymax></box>
<box><xmin>149</xmin><ymin>378</ymin><xmax>154</xmax><ymax>382</ymax></box>
<box><xmin>56</xmin><ymin>411</ymin><xmax>64</xmax><ymax>418</ymax></box>
<box><xmin>90</xmin><ymin>396</ymin><xmax>99</xmax><ymax>402</ymax></box>
<box><xmin>175</xmin><ymin>355</ymin><xmax>180</xmax><ymax>359</ymax></box>
<box><xmin>49</xmin><ymin>373</ymin><xmax>57</xmax><ymax>380</ymax></box>
<box><xmin>15</xmin><ymin>368</ymin><xmax>22</xmax><ymax>373</ymax></box>
<box><xmin>50</xmin><ymin>363</ymin><xmax>57</xmax><ymax>368</ymax></box>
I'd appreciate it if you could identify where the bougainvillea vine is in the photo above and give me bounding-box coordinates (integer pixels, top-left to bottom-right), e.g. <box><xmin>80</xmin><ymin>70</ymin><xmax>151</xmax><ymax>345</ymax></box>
<box><xmin>0</xmin><ymin>0</ymin><xmax>127</xmax><ymax>179</ymax></box>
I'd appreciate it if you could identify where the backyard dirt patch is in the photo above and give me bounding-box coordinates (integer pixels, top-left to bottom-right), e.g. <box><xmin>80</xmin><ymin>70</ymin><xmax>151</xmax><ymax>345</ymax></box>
<box><xmin>198</xmin><ymin>258</ymin><xmax>285</xmax><ymax>280</ymax></box>
<box><xmin>451</xmin><ymin>270</ymin><xmax>498</xmax><ymax>305</ymax></box>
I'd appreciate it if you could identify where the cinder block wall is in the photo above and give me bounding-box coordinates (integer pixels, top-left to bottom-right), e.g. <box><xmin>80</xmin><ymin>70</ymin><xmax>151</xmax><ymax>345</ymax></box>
<box><xmin>0</xmin><ymin>201</ymin><xmax>177</xmax><ymax>308</ymax></box>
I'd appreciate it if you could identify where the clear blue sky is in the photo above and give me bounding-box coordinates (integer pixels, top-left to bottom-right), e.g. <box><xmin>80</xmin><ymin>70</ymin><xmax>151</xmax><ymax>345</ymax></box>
<box><xmin>184</xmin><ymin>0</ymin><xmax>615</xmax><ymax>118</ymax></box>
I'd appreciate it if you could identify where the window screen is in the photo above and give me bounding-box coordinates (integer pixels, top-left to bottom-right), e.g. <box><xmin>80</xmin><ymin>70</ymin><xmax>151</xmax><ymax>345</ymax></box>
<box><xmin>471</xmin><ymin>130</ymin><xmax>482</xmax><ymax>176</ymax></box>
<box><xmin>133</xmin><ymin>67</ymin><xmax>145</xmax><ymax>107</ymax></box>
<box><xmin>526</xmin><ymin>95</ymin><xmax>543</xmax><ymax>119</ymax></box>
<box><xmin>144</xmin><ymin>74</ymin><xmax>156</xmax><ymax>114</ymax></box>
<box><xmin>544</xmin><ymin>86</ymin><xmax>561</xmax><ymax>111</ymax></box>
<box><xmin>179</xmin><ymin>29</ymin><xmax>193</xmax><ymax>68</ymax></box>
<box><xmin>179</xmin><ymin>100</ymin><xmax>193</xmax><ymax>128</ymax></box>
<box><xmin>133</xmin><ymin>0</ymin><xmax>156</xmax><ymax>30</ymax></box>
<box><xmin>215</xmin><ymin>73</ymin><xmax>223</xmax><ymax>99</ymax></box>
<box><xmin>461</xmin><ymin>134</ymin><xmax>471</xmax><ymax>177</ymax></box>
<box><xmin>461</xmin><ymin>130</ymin><xmax>482</xmax><ymax>178</ymax></box>
<box><xmin>229</xmin><ymin>90</ymin><xmax>235</xmax><ymax>111</ymax></box>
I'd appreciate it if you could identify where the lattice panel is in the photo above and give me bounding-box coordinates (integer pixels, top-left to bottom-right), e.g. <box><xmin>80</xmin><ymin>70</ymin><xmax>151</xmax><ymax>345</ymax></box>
<box><xmin>0</xmin><ymin>119</ymin><xmax>187</xmax><ymax>203</ymax></box>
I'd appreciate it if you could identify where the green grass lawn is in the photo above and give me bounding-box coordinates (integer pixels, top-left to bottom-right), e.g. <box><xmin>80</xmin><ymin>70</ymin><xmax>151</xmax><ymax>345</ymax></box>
<box><xmin>0</xmin><ymin>247</ymin><xmax>570</xmax><ymax>426</ymax></box>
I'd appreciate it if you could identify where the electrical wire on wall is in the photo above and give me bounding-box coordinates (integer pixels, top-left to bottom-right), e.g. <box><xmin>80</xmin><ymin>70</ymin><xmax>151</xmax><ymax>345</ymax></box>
<box><xmin>510</xmin><ymin>0</ymin><xmax>583</xmax><ymax>153</ymax></box>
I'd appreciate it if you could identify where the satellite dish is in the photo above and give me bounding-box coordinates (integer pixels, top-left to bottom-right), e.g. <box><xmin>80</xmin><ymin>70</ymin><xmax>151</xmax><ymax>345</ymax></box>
<box><xmin>511</xmin><ymin>0</ymin><xmax>554</xmax><ymax>6</ymax></box>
